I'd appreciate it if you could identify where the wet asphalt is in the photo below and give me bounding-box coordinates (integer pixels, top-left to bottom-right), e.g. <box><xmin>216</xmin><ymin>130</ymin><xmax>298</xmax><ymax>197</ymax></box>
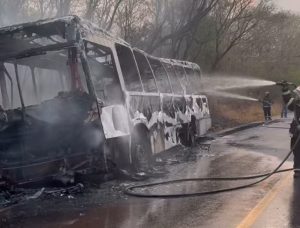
<box><xmin>0</xmin><ymin>118</ymin><xmax>296</xmax><ymax>228</ymax></box>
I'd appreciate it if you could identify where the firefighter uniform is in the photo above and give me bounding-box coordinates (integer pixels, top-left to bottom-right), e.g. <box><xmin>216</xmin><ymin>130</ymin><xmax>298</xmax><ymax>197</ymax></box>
<box><xmin>286</xmin><ymin>86</ymin><xmax>300</xmax><ymax>172</ymax></box>
<box><xmin>262</xmin><ymin>92</ymin><xmax>272</xmax><ymax>121</ymax></box>
<box><xmin>277</xmin><ymin>80</ymin><xmax>296</xmax><ymax>118</ymax></box>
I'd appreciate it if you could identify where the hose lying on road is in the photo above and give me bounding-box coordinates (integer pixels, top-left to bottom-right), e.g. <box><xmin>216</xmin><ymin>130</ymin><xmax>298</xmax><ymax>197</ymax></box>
<box><xmin>262</xmin><ymin>126</ymin><xmax>290</xmax><ymax>129</ymax></box>
<box><xmin>124</xmin><ymin>134</ymin><xmax>300</xmax><ymax>198</ymax></box>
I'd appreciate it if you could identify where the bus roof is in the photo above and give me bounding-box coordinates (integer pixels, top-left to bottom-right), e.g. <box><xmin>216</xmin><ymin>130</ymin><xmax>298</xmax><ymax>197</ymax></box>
<box><xmin>0</xmin><ymin>15</ymin><xmax>200</xmax><ymax>71</ymax></box>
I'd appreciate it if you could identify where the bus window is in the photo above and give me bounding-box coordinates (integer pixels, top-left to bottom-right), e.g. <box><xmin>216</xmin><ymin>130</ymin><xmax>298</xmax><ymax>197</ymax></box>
<box><xmin>174</xmin><ymin>65</ymin><xmax>188</xmax><ymax>94</ymax></box>
<box><xmin>86</xmin><ymin>42</ymin><xmax>123</xmax><ymax>105</ymax></box>
<box><xmin>174</xmin><ymin>96</ymin><xmax>186</xmax><ymax>113</ymax></box>
<box><xmin>148</xmin><ymin>58</ymin><xmax>172</xmax><ymax>93</ymax></box>
<box><xmin>36</xmin><ymin>68</ymin><xmax>71</xmax><ymax>104</ymax></box>
<box><xmin>194</xmin><ymin>67</ymin><xmax>202</xmax><ymax>79</ymax></box>
<box><xmin>202</xmin><ymin>97</ymin><xmax>209</xmax><ymax>114</ymax></box>
<box><xmin>133</xmin><ymin>51</ymin><xmax>158</xmax><ymax>93</ymax></box>
<box><xmin>185</xmin><ymin>67</ymin><xmax>200</xmax><ymax>94</ymax></box>
<box><xmin>116</xmin><ymin>44</ymin><xmax>142</xmax><ymax>92</ymax></box>
<box><xmin>4</xmin><ymin>50</ymin><xmax>74</xmax><ymax>109</ymax></box>
<box><xmin>162</xmin><ymin>63</ymin><xmax>183</xmax><ymax>95</ymax></box>
<box><xmin>196</xmin><ymin>97</ymin><xmax>203</xmax><ymax>111</ymax></box>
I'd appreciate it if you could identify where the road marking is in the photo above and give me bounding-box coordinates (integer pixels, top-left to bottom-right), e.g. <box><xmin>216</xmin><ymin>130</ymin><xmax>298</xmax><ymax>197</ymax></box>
<box><xmin>236</xmin><ymin>172</ymin><xmax>292</xmax><ymax>228</ymax></box>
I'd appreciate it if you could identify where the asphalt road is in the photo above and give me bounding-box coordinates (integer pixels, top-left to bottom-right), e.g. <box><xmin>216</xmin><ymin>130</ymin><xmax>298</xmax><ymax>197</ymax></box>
<box><xmin>1</xmin><ymin>118</ymin><xmax>295</xmax><ymax>228</ymax></box>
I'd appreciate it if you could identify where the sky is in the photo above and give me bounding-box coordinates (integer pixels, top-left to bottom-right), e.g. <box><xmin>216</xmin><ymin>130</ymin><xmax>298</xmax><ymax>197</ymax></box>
<box><xmin>275</xmin><ymin>0</ymin><xmax>300</xmax><ymax>13</ymax></box>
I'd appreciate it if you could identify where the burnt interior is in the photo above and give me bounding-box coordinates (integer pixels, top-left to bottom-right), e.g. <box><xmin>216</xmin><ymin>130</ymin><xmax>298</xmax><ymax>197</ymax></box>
<box><xmin>0</xmin><ymin>17</ymin><xmax>105</xmax><ymax>185</ymax></box>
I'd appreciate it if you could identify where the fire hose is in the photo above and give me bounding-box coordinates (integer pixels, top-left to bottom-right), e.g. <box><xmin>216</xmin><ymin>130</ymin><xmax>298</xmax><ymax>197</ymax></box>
<box><xmin>124</xmin><ymin>133</ymin><xmax>300</xmax><ymax>198</ymax></box>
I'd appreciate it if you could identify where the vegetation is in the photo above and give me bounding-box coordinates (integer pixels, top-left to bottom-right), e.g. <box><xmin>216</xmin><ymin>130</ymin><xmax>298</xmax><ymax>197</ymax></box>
<box><xmin>0</xmin><ymin>0</ymin><xmax>299</xmax><ymax>82</ymax></box>
<box><xmin>0</xmin><ymin>0</ymin><xmax>298</xmax><ymax>127</ymax></box>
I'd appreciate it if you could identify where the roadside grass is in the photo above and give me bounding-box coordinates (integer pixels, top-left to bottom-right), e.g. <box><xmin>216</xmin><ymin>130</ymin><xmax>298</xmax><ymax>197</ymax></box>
<box><xmin>209</xmin><ymin>100</ymin><xmax>282</xmax><ymax>131</ymax></box>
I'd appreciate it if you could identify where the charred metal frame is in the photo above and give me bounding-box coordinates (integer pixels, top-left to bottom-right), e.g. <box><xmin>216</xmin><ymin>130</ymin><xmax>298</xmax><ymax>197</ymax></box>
<box><xmin>0</xmin><ymin>16</ymin><xmax>100</xmax><ymax>119</ymax></box>
<box><xmin>0</xmin><ymin>16</ymin><xmax>106</xmax><ymax>185</ymax></box>
<box><xmin>0</xmin><ymin>16</ymin><xmax>211</xmax><ymax>185</ymax></box>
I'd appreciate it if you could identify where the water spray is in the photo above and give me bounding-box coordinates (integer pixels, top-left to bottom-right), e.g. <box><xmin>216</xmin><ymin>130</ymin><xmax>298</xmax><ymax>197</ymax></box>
<box><xmin>200</xmin><ymin>75</ymin><xmax>276</xmax><ymax>101</ymax></box>
<box><xmin>201</xmin><ymin>75</ymin><xmax>276</xmax><ymax>91</ymax></box>
<box><xmin>204</xmin><ymin>91</ymin><xmax>258</xmax><ymax>102</ymax></box>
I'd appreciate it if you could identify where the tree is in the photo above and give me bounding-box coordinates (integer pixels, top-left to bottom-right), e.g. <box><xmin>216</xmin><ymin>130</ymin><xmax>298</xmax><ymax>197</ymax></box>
<box><xmin>144</xmin><ymin>0</ymin><xmax>219</xmax><ymax>56</ymax></box>
<box><xmin>83</xmin><ymin>0</ymin><xmax>123</xmax><ymax>30</ymax></box>
<box><xmin>55</xmin><ymin>0</ymin><xmax>72</xmax><ymax>17</ymax></box>
<box><xmin>210</xmin><ymin>0</ymin><xmax>269</xmax><ymax>70</ymax></box>
<box><xmin>115</xmin><ymin>0</ymin><xmax>151</xmax><ymax>44</ymax></box>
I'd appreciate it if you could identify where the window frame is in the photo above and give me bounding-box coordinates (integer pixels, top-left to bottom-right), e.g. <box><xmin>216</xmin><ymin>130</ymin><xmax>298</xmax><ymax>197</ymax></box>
<box><xmin>173</xmin><ymin>64</ymin><xmax>188</xmax><ymax>95</ymax></box>
<box><xmin>147</xmin><ymin>57</ymin><xmax>172</xmax><ymax>94</ymax></box>
<box><xmin>115</xmin><ymin>44</ymin><xmax>144</xmax><ymax>92</ymax></box>
<box><xmin>85</xmin><ymin>41</ymin><xmax>123</xmax><ymax>104</ymax></box>
<box><xmin>133</xmin><ymin>50</ymin><xmax>159</xmax><ymax>93</ymax></box>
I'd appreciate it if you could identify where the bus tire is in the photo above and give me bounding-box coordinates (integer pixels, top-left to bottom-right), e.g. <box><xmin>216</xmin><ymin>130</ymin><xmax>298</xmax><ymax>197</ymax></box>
<box><xmin>131</xmin><ymin>126</ymin><xmax>152</xmax><ymax>172</ymax></box>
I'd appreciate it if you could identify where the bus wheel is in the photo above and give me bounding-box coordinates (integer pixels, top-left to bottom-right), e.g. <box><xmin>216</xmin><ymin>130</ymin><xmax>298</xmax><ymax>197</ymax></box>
<box><xmin>131</xmin><ymin>128</ymin><xmax>152</xmax><ymax>172</ymax></box>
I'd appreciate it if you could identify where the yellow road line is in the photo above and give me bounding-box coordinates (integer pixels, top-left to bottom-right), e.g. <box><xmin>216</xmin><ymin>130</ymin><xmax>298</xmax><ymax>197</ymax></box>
<box><xmin>237</xmin><ymin>173</ymin><xmax>292</xmax><ymax>228</ymax></box>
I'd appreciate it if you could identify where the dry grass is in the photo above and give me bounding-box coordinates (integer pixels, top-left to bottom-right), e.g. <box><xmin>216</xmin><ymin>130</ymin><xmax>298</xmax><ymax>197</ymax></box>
<box><xmin>209</xmin><ymin>99</ymin><xmax>282</xmax><ymax>131</ymax></box>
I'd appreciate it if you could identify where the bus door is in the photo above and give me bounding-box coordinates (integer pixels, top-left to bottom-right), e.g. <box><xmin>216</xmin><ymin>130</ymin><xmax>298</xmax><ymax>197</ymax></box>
<box><xmin>85</xmin><ymin>42</ymin><xmax>129</xmax><ymax>139</ymax></box>
<box><xmin>184</xmin><ymin>66</ymin><xmax>204</xmax><ymax>136</ymax></box>
<box><xmin>162</xmin><ymin>94</ymin><xmax>176</xmax><ymax>149</ymax></box>
<box><xmin>172</xmin><ymin>65</ymin><xmax>190</xmax><ymax>123</ymax></box>
<box><xmin>116</xmin><ymin>45</ymin><xmax>163</xmax><ymax>154</ymax></box>
<box><xmin>162</xmin><ymin>62</ymin><xmax>184</xmax><ymax>147</ymax></box>
<box><xmin>132</xmin><ymin>50</ymin><xmax>160</xmax><ymax>127</ymax></box>
<box><xmin>146</xmin><ymin>58</ymin><xmax>175</xmax><ymax>151</ymax></box>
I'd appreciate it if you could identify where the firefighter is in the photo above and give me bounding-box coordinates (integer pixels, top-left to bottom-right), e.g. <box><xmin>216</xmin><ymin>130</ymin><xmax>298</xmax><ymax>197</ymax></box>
<box><xmin>276</xmin><ymin>80</ymin><xmax>296</xmax><ymax>118</ymax></box>
<box><xmin>261</xmin><ymin>92</ymin><xmax>272</xmax><ymax>122</ymax></box>
<box><xmin>285</xmin><ymin>86</ymin><xmax>300</xmax><ymax>177</ymax></box>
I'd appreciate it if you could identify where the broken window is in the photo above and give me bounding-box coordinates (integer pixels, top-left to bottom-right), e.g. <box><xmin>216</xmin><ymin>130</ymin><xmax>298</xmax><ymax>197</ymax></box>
<box><xmin>0</xmin><ymin>49</ymin><xmax>90</xmax><ymax>111</ymax></box>
<box><xmin>148</xmin><ymin>58</ymin><xmax>172</xmax><ymax>93</ymax></box>
<box><xmin>162</xmin><ymin>63</ymin><xmax>183</xmax><ymax>95</ymax></box>
<box><xmin>1</xmin><ymin>63</ymin><xmax>21</xmax><ymax>109</ymax></box>
<box><xmin>174</xmin><ymin>65</ymin><xmax>188</xmax><ymax>94</ymax></box>
<box><xmin>185</xmin><ymin>67</ymin><xmax>200</xmax><ymax>94</ymax></box>
<box><xmin>133</xmin><ymin>51</ymin><xmax>158</xmax><ymax>93</ymax></box>
<box><xmin>194</xmin><ymin>67</ymin><xmax>202</xmax><ymax>79</ymax></box>
<box><xmin>86</xmin><ymin>42</ymin><xmax>123</xmax><ymax>105</ymax></box>
<box><xmin>0</xmin><ymin>22</ymin><xmax>70</xmax><ymax>62</ymax></box>
<box><xmin>35</xmin><ymin>68</ymin><xmax>70</xmax><ymax>103</ymax></box>
<box><xmin>196</xmin><ymin>97</ymin><xmax>203</xmax><ymax>111</ymax></box>
<box><xmin>116</xmin><ymin>44</ymin><xmax>143</xmax><ymax>92</ymax></box>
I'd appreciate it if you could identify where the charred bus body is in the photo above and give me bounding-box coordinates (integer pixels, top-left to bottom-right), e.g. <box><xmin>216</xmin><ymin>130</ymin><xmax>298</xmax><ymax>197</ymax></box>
<box><xmin>0</xmin><ymin>16</ymin><xmax>211</xmax><ymax>185</ymax></box>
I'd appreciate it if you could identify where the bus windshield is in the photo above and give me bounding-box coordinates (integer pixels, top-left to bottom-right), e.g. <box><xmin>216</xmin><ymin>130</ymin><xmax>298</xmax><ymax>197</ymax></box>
<box><xmin>86</xmin><ymin>42</ymin><xmax>123</xmax><ymax>105</ymax></box>
<box><xmin>1</xmin><ymin>49</ymin><xmax>88</xmax><ymax>111</ymax></box>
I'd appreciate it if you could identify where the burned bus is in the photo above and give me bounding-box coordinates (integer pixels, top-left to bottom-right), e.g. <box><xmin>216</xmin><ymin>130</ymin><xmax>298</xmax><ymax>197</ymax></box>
<box><xmin>0</xmin><ymin>16</ymin><xmax>211</xmax><ymax>185</ymax></box>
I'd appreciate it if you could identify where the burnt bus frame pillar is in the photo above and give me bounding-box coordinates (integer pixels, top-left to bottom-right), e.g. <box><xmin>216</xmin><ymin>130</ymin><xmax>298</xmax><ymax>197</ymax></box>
<box><xmin>78</xmin><ymin>42</ymin><xmax>101</xmax><ymax>118</ymax></box>
<box><xmin>2</xmin><ymin>65</ymin><xmax>14</xmax><ymax>108</ymax></box>
<box><xmin>30</xmin><ymin>67</ymin><xmax>39</xmax><ymax>103</ymax></box>
<box><xmin>0</xmin><ymin>63</ymin><xmax>9</xmax><ymax>109</ymax></box>
<box><xmin>78</xmin><ymin>40</ymin><xmax>108</xmax><ymax>171</ymax></box>
<box><xmin>14</xmin><ymin>62</ymin><xmax>25</xmax><ymax>120</ymax></box>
